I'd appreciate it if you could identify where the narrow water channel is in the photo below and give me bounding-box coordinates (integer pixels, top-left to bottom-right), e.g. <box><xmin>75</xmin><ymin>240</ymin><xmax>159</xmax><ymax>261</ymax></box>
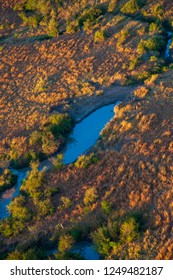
<box><xmin>164</xmin><ymin>31</ymin><xmax>172</xmax><ymax>59</ymax></box>
<box><xmin>0</xmin><ymin>102</ymin><xmax>119</xmax><ymax>220</ymax></box>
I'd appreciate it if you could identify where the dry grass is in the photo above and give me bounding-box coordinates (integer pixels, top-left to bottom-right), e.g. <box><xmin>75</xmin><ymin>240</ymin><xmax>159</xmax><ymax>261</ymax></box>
<box><xmin>0</xmin><ymin>0</ymin><xmax>173</xmax><ymax>260</ymax></box>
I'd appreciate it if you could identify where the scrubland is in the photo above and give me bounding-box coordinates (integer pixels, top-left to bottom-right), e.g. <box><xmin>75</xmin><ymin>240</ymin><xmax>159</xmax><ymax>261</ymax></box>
<box><xmin>0</xmin><ymin>0</ymin><xmax>173</xmax><ymax>260</ymax></box>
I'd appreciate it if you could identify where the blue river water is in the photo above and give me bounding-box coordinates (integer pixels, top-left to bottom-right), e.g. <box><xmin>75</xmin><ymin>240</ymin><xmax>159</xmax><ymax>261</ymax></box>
<box><xmin>0</xmin><ymin>102</ymin><xmax>119</xmax><ymax>259</ymax></box>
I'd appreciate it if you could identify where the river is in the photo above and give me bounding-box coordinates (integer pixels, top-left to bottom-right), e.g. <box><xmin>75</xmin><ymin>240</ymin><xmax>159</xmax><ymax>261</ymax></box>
<box><xmin>0</xmin><ymin>102</ymin><xmax>119</xmax><ymax>220</ymax></box>
<box><xmin>164</xmin><ymin>31</ymin><xmax>172</xmax><ymax>59</ymax></box>
<box><xmin>1</xmin><ymin>102</ymin><xmax>120</xmax><ymax>259</ymax></box>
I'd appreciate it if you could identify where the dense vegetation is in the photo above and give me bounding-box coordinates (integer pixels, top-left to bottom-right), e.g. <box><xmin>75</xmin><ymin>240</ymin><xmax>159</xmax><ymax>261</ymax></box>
<box><xmin>0</xmin><ymin>0</ymin><xmax>173</xmax><ymax>260</ymax></box>
<box><xmin>0</xmin><ymin>169</ymin><xmax>17</xmax><ymax>193</ymax></box>
<box><xmin>9</xmin><ymin>113</ymin><xmax>72</xmax><ymax>168</ymax></box>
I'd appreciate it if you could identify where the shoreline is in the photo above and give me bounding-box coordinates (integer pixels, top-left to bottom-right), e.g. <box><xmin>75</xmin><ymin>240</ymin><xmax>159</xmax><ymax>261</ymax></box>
<box><xmin>66</xmin><ymin>84</ymin><xmax>136</xmax><ymax>123</ymax></box>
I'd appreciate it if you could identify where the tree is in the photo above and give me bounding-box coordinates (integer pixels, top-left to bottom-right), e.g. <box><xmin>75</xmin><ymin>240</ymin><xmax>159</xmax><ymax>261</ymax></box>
<box><xmin>7</xmin><ymin>196</ymin><xmax>31</xmax><ymax>221</ymax></box>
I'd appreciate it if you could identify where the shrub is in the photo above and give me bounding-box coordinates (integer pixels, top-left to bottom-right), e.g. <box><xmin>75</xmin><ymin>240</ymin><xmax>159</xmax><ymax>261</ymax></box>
<box><xmin>20</xmin><ymin>163</ymin><xmax>45</xmax><ymax>203</ymax></box>
<box><xmin>136</xmin><ymin>70</ymin><xmax>150</xmax><ymax>81</ymax></box>
<box><xmin>144</xmin><ymin>74</ymin><xmax>158</xmax><ymax>85</ymax></box>
<box><xmin>0</xmin><ymin>218</ymin><xmax>25</xmax><ymax>237</ymax></box>
<box><xmin>149</xmin><ymin>22</ymin><xmax>162</xmax><ymax>34</ymax></box>
<box><xmin>41</xmin><ymin>131</ymin><xmax>57</xmax><ymax>155</ymax></box>
<box><xmin>92</xmin><ymin>226</ymin><xmax>111</xmax><ymax>257</ymax></box>
<box><xmin>60</xmin><ymin>196</ymin><xmax>72</xmax><ymax>209</ymax></box>
<box><xmin>0</xmin><ymin>169</ymin><xmax>18</xmax><ymax>193</ymax></box>
<box><xmin>120</xmin><ymin>120</ymin><xmax>132</xmax><ymax>133</ymax></box>
<box><xmin>66</xmin><ymin>20</ymin><xmax>79</xmax><ymax>34</ymax></box>
<box><xmin>48</xmin><ymin>113</ymin><xmax>72</xmax><ymax>137</ymax></box>
<box><xmin>138</xmin><ymin>113</ymin><xmax>158</xmax><ymax>132</ymax></box>
<box><xmin>52</xmin><ymin>154</ymin><xmax>64</xmax><ymax>170</ymax></box>
<box><xmin>138</xmin><ymin>35</ymin><xmax>165</xmax><ymax>54</ymax></box>
<box><xmin>94</xmin><ymin>28</ymin><xmax>107</xmax><ymax>43</ymax></box>
<box><xmin>58</xmin><ymin>235</ymin><xmax>74</xmax><ymax>253</ymax></box>
<box><xmin>6</xmin><ymin>250</ymin><xmax>23</xmax><ymax>260</ymax></box>
<box><xmin>36</xmin><ymin>198</ymin><xmax>54</xmax><ymax>216</ymax></box>
<box><xmin>120</xmin><ymin>217</ymin><xmax>139</xmax><ymax>242</ymax></box>
<box><xmin>16</xmin><ymin>0</ymin><xmax>58</xmax><ymax>34</ymax></box>
<box><xmin>19</xmin><ymin>12</ymin><xmax>39</xmax><ymax>29</ymax></box>
<box><xmin>137</xmin><ymin>39</ymin><xmax>146</xmax><ymax>55</ymax></box>
<box><xmin>117</xmin><ymin>29</ymin><xmax>130</xmax><ymax>46</ymax></box>
<box><xmin>92</xmin><ymin>216</ymin><xmax>141</xmax><ymax>259</ymax></box>
<box><xmin>29</xmin><ymin>131</ymin><xmax>42</xmax><ymax>145</ymax></box>
<box><xmin>83</xmin><ymin>187</ymin><xmax>98</xmax><ymax>206</ymax></box>
<box><xmin>47</xmin><ymin>15</ymin><xmax>59</xmax><ymax>37</ymax></box>
<box><xmin>151</xmin><ymin>4</ymin><xmax>164</xmax><ymax>20</ymax></box>
<box><xmin>7</xmin><ymin>248</ymin><xmax>45</xmax><ymax>260</ymax></box>
<box><xmin>101</xmin><ymin>201</ymin><xmax>112</xmax><ymax>215</ymax></box>
<box><xmin>145</xmin><ymin>35</ymin><xmax>165</xmax><ymax>51</ymax></box>
<box><xmin>78</xmin><ymin>7</ymin><xmax>102</xmax><ymax>27</ymax></box>
<box><xmin>121</xmin><ymin>0</ymin><xmax>144</xmax><ymax>15</ymax></box>
<box><xmin>134</xmin><ymin>86</ymin><xmax>149</xmax><ymax>99</ymax></box>
<box><xmin>7</xmin><ymin>196</ymin><xmax>31</xmax><ymax>221</ymax></box>
<box><xmin>24</xmin><ymin>0</ymin><xmax>38</xmax><ymax>11</ymax></box>
<box><xmin>75</xmin><ymin>154</ymin><xmax>98</xmax><ymax>169</ymax></box>
<box><xmin>83</xmin><ymin>19</ymin><xmax>93</xmax><ymax>33</ymax></box>
<box><xmin>108</xmin><ymin>0</ymin><xmax>118</xmax><ymax>13</ymax></box>
<box><xmin>129</xmin><ymin>56</ymin><xmax>140</xmax><ymax>70</ymax></box>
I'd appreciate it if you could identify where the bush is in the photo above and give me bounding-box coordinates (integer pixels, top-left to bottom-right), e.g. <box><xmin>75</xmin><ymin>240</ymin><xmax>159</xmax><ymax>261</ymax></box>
<box><xmin>92</xmin><ymin>226</ymin><xmax>111</xmax><ymax>257</ymax></box>
<box><xmin>7</xmin><ymin>196</ymin><xmax>31</xmax><ymax>221</ymax></box>
<box><xmin>29</xmin><ymin>131</ymin><xmax>42</xmax><ymax>145</ymax></box>
<box><xmin>120</xmin><ymin>217</ymin><xmax>139</xmax><ymax>242</ymax></box>
<box><xmin>134</xmin><ymin>86</ymin><xmax>149</xmax><ymax>99</ymax></box>
<box><xmin>137</xmin><ymin>35</ymin><xmax>166</xmax><ymax>54</ymax></box>
<box><xmin>0</xmin><ymin>218</ymin><xmax>25</xmax><ymax>237</ymax></box>
<box><xmin>149</xmin><ymin>22</ymin><xmax>162</xmax><ymax>34</ymax></box>
<box><xmin>121</xmin><ymin>0</ymin><xmax>143</xmax><ymax>15</ymax></box>
<box><xmin>92</xmin><ymin>216</ymin><xmax>141</xmax><ymax>259</ymax></box>
<box><xmin>0</xmin><ymin>169</ymin><xmax>18</xmax><ymax>193</ymax></box>
<box><xmin>29</xmin><ymin>113</ymin><xmax>72</xmax><ymax>159</ymax></box>
<box><xmin>48</xmin><ymin>113</ymin><xmax>72</xmax><ymax>137</ymax></box>
<box><xmin>151</xmin><ymin>4</ymin><xmax>164</xmax><ymax>20</ymax></box>
<box><xmin>19</xmin><ymin>12</ymin><xmax>39</xmax><ymax>29</ymax></box>
<box><xmin>41</xmin><ymin>131</ymin><xmax>57</xmax><ymax>155</ymax></box>
<box><xmin>78</xmin><ymin>7</ymin><xmax>102</xmax><ymax>27</ymax></box>
<box><xmin>75</xmin><ymin>154</ymin><xmax>98</xmax><ymax>169</ymax></box>
<box><xmin>16</xmin><ymin>0</ymin><xmax>58</xmax><ymax>34</ymax></box>
<box><xmin>60</xmin><ymin>196</ymin><xmax>72</xmax><ymax>209</ymax></box>
<box><xmin>83</xmin><ymin>187</ymin><xmax>98</xmax><ymax>206</ymax></box>
<box><xmin>117</xmin><ymin>29</ymin><xmax>130</xmax><ymax>46</ymax></box>
<box><xmin>66</xmin><ymin>20</ymin><xmax>79</xmax><ymax>34</ymax></box>
<box><xmin>52</xmin><ymin>154</ymin><xmax>64</xmax><ymax>170</ymax></box>
<box><xmin>36</xmin><ymin>198</ymin><xmax>54</xmax><ymax>216</ymax></box>
<box><xmin>129</xmin><ymin>55</ymin><xmax>140</xmax><ymax>70</ymax></box>
<box><xmin>83</xmin><ymin>20</ymin><xmax>94</xmax><ymax>33</ymax></box>
<box><xmin>47</xmin><ymin>15</ymin><xmax>59</xmax><ymax>37</ymax></box>
<box><xmin>145</xmin><ymin>35</ymin><xmax>166</xmax><ymax>51</ymax></box>
<box><xmin>94</xmin><ymin>28</ymin><xmax>107</xmax><ymax>43</ymax></box>
<box><xmin>137</xmin><ymin>39</ymin><xmax>146</xmax><ymax>55</ymax></box>
<box><xmin>108</xmin><ymin>0</ymin><xmax>118</xmax><ymax>13</ymax></box>
<box><xmin>20</xmin><ymin>163</ymin><xmax>45</xmax><ymax>203</ymax></box>
<box><xmin>135</xmin><ymin>71</ymin><xmax>150</xmax><ymax>81</ymax></box>
<box><xmin>101</xmin><ymin>201</ymin><xmax>112</xmax><ymax>215</ymax></box>
<box><xmin>58</xmin><ymin>235</ymin><xmax>74</xmax><ymax>253</ymax></box>
<box><xmin>7</xmin><ymin>248</ymin><xmax>45</xmax><ymax>260</ymax></box>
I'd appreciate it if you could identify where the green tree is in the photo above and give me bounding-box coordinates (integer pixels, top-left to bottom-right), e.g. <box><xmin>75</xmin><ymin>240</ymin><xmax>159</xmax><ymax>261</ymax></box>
<box><xmin>47</xmin><ymin>10</ymin><xmax>59</xmax><ymax>37</ymax></box>
<box><xmin>120</xmin><ymin>217</ymin><xmax>139</xmax><ymax>243</ymax></box>
<box><xmin>83</xmin><ymin>187</ymin><xmax>98</xmax><ymax>205</ymax></box>
<box><xmin>121</xmin><ymin>0</ymin><xmax>141</xmax><ymax>14</ymax></box>
<box><xmin>7</xmin><ymin>196</ymin><xmax>31</xmax><ymax>221</ymax></box>
<box><xmin>58</xmin><ymin>235</ymin><xmax>74</xmax><ymax>253</ymax></box>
